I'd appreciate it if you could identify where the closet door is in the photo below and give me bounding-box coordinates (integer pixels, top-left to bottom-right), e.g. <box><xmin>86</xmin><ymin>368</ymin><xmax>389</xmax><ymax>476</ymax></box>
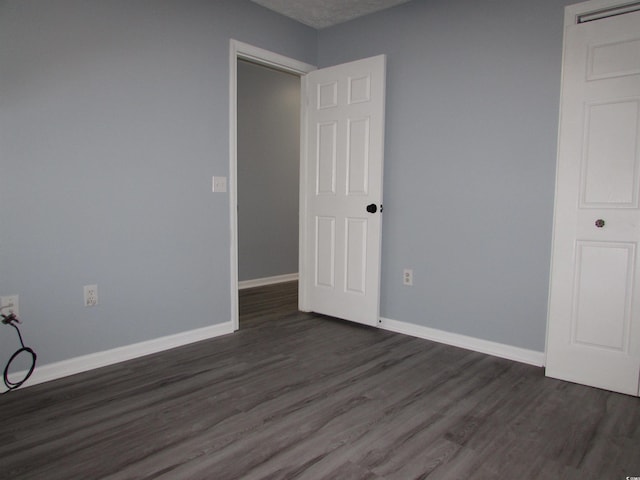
<box><xmin>546</xmin><ymin>4</ymin><xmax>640</xmax><ymax>396</ymax></box>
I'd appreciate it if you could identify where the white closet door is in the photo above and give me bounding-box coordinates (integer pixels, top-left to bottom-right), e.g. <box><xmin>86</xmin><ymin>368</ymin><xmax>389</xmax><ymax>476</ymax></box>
<box><xmin>546</xmin><ymin>7</ymin><xmax>640</xmax><ymax>396</ymax></box>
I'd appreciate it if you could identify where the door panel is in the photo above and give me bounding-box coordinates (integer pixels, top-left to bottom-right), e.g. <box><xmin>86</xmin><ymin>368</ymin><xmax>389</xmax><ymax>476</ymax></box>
<box><xmin>347</xmin><ymin>117</ymin><xmax>370</xmax><ymax>195</ymax></box>
<box><xmin>317</xmin><ymin>122</ymin><xmax>337</xmax><ymax>195</ymax></box>
<box><xmin>587</xmin><ymin>38</ymin><xmax>640</xmax><ymax>80</ymax></box>
<box><xmin>345</xmin><ymin>217</ymin><xmax>367</xmax><ymax>294</ymax></box>
<box><xmin>581</xmin><ymin>100</ymin><xmax>640</xmax><ymax>207</ymax></box>
<box><xmin>546</xmin><ymin>9</ymin><xmax>640</xmax><ymax>396</ymax></box>
<box><xmin>301</xmin><ymin>55</ymin><xmax>386</xmax><ymax>327</ymax></box>
<box><xmin>572</xmin><ymin>241</ymin><xmax>634</xmax><ymax>350</ymax></box>
<box><xmin>315</xmin><ymin>216</ymin><xmax>336</xmax><ymax>288</ymax></box>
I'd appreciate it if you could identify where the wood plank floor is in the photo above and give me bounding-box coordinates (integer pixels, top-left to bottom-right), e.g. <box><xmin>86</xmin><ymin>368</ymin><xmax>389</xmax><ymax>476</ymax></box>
<box><xmin>1</xmin><ymin>281</ymin><xmax>639</xmax><ymax>479</ymax></box>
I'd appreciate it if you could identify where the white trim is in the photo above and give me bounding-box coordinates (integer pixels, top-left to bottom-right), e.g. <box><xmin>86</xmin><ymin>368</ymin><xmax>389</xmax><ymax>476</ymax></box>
<box><xmin>229</xmin><ymin>40</ymin><xmax>315</xmax><ymax>331</ymax></box>
<box><xmin>565</xmin><ymin>0</ymin><xmax>639</xmax><ymax>26</ymax></box>
<box><xmin>231</xmin><ymin>40</ymin><xmax>315</xmax><ymax>74</ymax></box>
<box><xmin>229</xmin><ymin>42</ymin><xmax>240</xmax><ymax>333</ymax></box>
<box><xmin>298</xmin><ymin>74</ymin><xmax>311</xmax><ymax>312</ymax></box>
<box><xmin>238</xmin><ymin>273</ymin><xmax>299</xmax><ymax>290</ymax></box>
<box><xmin>4</xmin><ymin>322</ymin><xmax>234</xmax><ymax>392</ymax></box>
<box><xmin>10</xmin><ymin>317</ymin><xmax>542</xmax><ymax>393</ymax></box>
<box><xmin>379</xmin><ymin>317</ymin><xmax>545</xmax><ymax>367</ymax></box>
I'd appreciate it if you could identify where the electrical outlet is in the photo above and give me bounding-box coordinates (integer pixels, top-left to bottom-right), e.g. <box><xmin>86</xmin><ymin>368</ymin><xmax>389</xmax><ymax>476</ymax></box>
<box><xmin>0</xmin><ymin>295</ymin><xmax>19</xmax><ymax>316</ymax></box>
<box><xmin>84</xmin><ymin>285</ymin><xmax>98</xmax><ymax>307</ymax></box>
<box><xmin>403</xmin><ymin>269</ymin><xmax>413</xmax><ymax>286</ymax></box>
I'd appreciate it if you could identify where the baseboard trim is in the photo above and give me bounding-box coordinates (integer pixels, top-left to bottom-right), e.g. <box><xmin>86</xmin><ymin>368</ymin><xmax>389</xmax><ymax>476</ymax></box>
<box><xmin>379</xmin><ymin>317</ymin><xmax>545</xmax><ymax>367</ymax></box>
<box><xmin>8</xmin><ymin>315</ymin><xmax>543</xmax><ymax>392</ymax></box>
<box><xmin>238</xmin><ymin>273</ymin><xmax>298</xmax><ymax>290</ymax></box>
<box><xmin>9</xmin><ymin>322</ymin><xmax>234</xmax><ymax>392</ymax></box>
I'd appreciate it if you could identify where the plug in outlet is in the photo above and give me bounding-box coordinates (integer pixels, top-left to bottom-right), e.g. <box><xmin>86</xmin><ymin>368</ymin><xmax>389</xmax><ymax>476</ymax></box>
<box><xmin>1</xmin><ymin>295</ymin><xmax>19</xmax><ymax>316</ymax></box>
<box><xmin>84</xmin><ymin>285</ymin><xmax>98</xmax><ymax>307</ymax></box>
<box><xmin>403</xmin><ymin>269</ymin><xmax>413</xmax><ymax>286</ymax></box>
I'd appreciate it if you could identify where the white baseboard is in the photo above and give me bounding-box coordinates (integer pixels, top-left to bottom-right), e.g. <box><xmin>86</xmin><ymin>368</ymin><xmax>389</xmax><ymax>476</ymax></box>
<box><xmin>379</xmin><ymin>317</ymin><xmax>545</xmax><ymax>367</ymax></box>
<box><xmin>238</xmin><ymin>273</ymin><xmax>298</xmax><ymax>290</ymax></box>
<box><xmin>8</xmin><ymin>322</ymin><xmax>234</xmax><ymax>392</ymax></box>
<box><xmin>7</xmin><ymin>314</ymin><xmax>543</xmax><ymax>393</ymax></box>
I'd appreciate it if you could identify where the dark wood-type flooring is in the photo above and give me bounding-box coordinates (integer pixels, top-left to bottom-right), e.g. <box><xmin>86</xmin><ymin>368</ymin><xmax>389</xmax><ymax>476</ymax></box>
<box><xmin>1</xmin><ymin>281</ymin><xmax>639</xmax><ymax>479</ymax></box>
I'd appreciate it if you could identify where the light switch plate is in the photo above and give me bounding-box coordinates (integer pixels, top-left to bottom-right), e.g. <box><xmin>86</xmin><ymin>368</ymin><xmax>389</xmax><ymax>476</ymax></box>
<box><xmin>212</xmin><ymin>176</ymin><xmax>227</xmax><ymax>193</ymax></box>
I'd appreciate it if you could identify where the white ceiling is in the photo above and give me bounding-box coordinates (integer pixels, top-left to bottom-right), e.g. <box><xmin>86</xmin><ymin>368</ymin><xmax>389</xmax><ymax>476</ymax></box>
<box><xmin>251</xmin><ymin>0</ymin><xmax>414</xmax><ymax>29</ymax></box>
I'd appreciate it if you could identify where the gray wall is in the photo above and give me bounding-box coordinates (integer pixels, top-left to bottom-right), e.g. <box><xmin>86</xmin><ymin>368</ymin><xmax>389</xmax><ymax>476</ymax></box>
<box><xmin>318</xmin><ymin>0</ymin><xmax>574</xmax><ymax>351</ymax></box>
<box><xmin>237</xmin><ymin>60</ymin><xmax>300</xmax><ymax>282</ymax></box>
<box><xmin>1</xmin><ymin>0</ymin><xmax>577</xmax><ymax>372</ymax></box>
<box><xmin>0</xmin><ymin>0</ymin><xmax>315</xmax><ymax>365</ymax></box>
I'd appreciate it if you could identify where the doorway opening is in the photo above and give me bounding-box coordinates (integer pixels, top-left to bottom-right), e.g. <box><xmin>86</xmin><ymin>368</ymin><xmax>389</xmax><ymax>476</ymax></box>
<box><xmin>237</xmin><ymin>59</ymin><xmax>300</xmax><ymax>327</ymax></box>
<box><xmin>229</xmin><ymin>40</ymin><xmax>315</xmax><ymax>331</ymax></box>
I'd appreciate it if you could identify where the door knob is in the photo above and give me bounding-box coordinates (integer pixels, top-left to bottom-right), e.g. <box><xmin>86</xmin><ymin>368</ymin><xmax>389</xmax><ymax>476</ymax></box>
<box><xmin>595</xmin><ymin>219</ymin><xmax>605</xmax><ymax>228</ymax></box>
<box><xmin>366</xmin><ymin>203</ymin><xmax>378</xmax><ymax>214</ymax></box>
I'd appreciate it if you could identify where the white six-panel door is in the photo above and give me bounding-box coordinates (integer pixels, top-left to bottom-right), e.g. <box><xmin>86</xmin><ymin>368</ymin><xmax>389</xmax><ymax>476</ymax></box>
<box><xmin>299</xmin><ymin>55</ymin><xmax>386</xmax><ymax>327</ymax></box>
<box><xmin>546</xmin><ymin>5</ymin><xmax>640</xmax><ymax>396</ymax></box>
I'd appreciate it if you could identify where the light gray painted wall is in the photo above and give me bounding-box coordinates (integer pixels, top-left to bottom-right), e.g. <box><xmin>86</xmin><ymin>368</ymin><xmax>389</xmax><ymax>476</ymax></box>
<box><xmin>318</xmin><ymin>0</ymin><xmax>575</xmax><ymax>351</ymax></box>
<box><xmin>237</xmin><ymin>60</ymin><xmax>300</xmax><ymax>282</ymax></box>
<box><xmin>0</xmin><ymin>0</ymin><xmax>315</xmax><ymax>366</ymax></box>
<box><xmin>0</xmin><ymin>0</ymin><xmax>579</xmax><ymax>373</ymax></box>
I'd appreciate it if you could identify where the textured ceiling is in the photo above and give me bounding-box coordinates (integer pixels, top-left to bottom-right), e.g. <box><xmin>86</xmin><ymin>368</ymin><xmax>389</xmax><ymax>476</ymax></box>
<box><xmin>251</xmin><ymin>0</ymin><xmax>414</xmax><ymax>29</ymax></box>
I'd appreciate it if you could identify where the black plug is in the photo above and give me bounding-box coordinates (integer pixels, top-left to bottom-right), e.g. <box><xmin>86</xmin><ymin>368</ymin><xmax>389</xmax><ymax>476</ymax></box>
<box><xmin>1</xmin><ymin>312</ymin><xmax>20</xmax><ymax>326</ymax></box>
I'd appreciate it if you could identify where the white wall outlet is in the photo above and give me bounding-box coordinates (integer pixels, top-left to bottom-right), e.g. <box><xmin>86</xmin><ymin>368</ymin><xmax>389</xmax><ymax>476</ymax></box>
<box><xmin>1</xmin><ymin>295</ymin><xmax>19</xmax><ymax>316</ymax></box>
<box><xmin>403</xmin><ymin>268</ymin><xmax>413</xmax><ymax>286</ymax></box>
<box><xmin>212</xmin><ymin>176</ymin><xmax>227</xmax><ymax>193</ymax></box>
<box><xmin>84</xmin><ymin>285</ymin><xmax>98</xmax><ymax>307</ymax></box>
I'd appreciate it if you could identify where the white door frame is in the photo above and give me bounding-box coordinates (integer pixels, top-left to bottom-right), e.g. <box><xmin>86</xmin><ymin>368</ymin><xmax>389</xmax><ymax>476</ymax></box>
<box><xmin>228</xmin><ymin>40</ymin><xmax>315</xmax><ymax>331</ymax></box>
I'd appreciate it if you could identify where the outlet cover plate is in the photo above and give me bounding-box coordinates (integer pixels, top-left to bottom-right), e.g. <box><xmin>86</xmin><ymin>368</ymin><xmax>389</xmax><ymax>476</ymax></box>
<box><xmin>403</xmin><ymin>269</ymin><xmax>413</xmax><ymax>286</ymax></box>
<box><xmin>84</xmin><ymin>285</ymin><xmax>98</xmax><ymax>307</ymax></box>
<box><xmin>1</xmin><ymin>295</ymin><xmax>19</xmax><ymax>316</ymax></box>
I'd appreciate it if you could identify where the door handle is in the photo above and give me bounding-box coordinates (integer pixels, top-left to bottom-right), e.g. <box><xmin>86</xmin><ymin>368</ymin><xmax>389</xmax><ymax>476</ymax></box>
<box><xmin>595</xmin><ymin>219</ymin><xmax>605</xmax><ymax>228</ymax></box>
<box><xmin>366</xmin><ymin>204</ymin><xmax>378</xmax><ymax>214</ymax></box>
